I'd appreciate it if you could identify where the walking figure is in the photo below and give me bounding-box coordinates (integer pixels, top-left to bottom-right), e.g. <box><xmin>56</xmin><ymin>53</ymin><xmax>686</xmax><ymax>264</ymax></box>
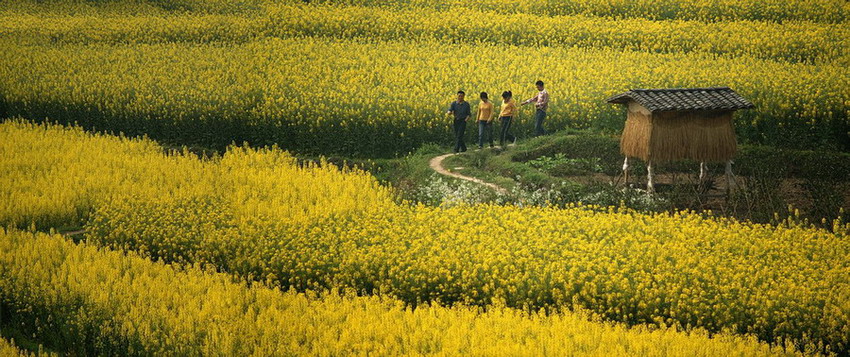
<box><xmin>476</xmin><ymin>92</ymin><xmax>495</xmax><ymax>149</ymax></box>
<box><xmin>521</xmin><ymin>80</ymin><xmax>549</xmax><ymax>137</ymax></box>
<box><xmin>498</xmin><ymin>91</ymin><xmax>518</xmax><ymax>148</ymax></box>
<box><xmin>446</xmin><ymin>90</ymin><xmax>471</xmax><ymax>153</ymax></box>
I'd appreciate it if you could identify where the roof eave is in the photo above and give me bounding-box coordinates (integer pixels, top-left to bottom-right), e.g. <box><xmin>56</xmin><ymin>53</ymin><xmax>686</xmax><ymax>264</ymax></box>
<box><xmin>605</xmin><ymin>93</ymin><xmax>633</xmax><ymax>104</ymax></box>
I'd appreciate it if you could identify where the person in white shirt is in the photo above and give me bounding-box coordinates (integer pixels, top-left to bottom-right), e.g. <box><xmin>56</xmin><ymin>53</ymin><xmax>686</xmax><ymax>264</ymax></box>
<box><xmin>521</xmin><ymin>80</ymin><xmax>550</xmax><ymax>137</ymax></box>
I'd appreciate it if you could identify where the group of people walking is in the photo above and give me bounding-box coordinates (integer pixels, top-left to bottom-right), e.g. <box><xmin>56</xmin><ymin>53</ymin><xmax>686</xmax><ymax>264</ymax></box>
<box><xmin>447</xmin><ymin>80</ymin><xmax>550</xmax><ymax>153</ymax></box>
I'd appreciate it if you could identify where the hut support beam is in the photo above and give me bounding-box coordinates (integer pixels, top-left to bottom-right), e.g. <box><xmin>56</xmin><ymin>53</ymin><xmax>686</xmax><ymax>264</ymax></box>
<box><xmin>725</xmin><ymin>160</ymin><xmax>736</xmax><ymax>193</ymax></box>
<box><xmin>646</xmin><ymin>161</ymin><xmax>655</xmax><ymax>193</ymax></box>
<box><xmin>622</xmin><ymin>157</ymin><xmax>630</xmax><ymax>187</ymax></box>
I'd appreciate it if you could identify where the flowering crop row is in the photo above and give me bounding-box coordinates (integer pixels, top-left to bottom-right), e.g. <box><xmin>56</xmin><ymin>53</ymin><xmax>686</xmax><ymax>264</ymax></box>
<box><xmin>311</xmin><ymin>0</ymin><xmax>849</xmax><ymax>23</ymax></box>
<box><xmin>4</xmin><ymin>4</ymin><xmax>848</xmax><ymax>63</ymax></box>
<box><xmin>2</xmin><ymin>122</ymin><xmax>846</xmax><ymax>353</ymax></box>
<box><xmin>0</xmin><ymin>0</ymin><xmax>264</xmax><ymax>14</ymax></box>
<box><xmin>89</xmin><ymin>198</ymin><xmax>850</xmax><ymax>354</ymax></box>
<box><xmin>0</xmin><ymin>338</ymin><xmax>32</xmax><ymax>357</ymax></box>
<box><xmin>269</xmin><ymin>4</ymin><xmax>849</xmax><ymax>63</ymax></box>
<box><xmin>0</xmin><ymin>120</ymin><xmax>395</xmax><ymax>231</ymax></box>
<box><xmin>6</xmin><ymin>0</ymin><xmax>847</xmax><ymax>23</ymax></box>
<box><xmin>0</xmin><ymin>228</ymin><xmax>798</xmax><ymax>356</ymax></box>
<box><xmin>2</xmin><ymin>37</ymin><xmax>846</xmax><ymax>156</ymax></box>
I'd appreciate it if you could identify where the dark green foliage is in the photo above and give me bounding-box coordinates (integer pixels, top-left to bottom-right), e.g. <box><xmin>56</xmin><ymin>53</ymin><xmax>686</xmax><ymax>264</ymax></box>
<box><xmin>506</xmin><ymin>132</ymin><xmax>850</xmax><ymax>227</ymax></box>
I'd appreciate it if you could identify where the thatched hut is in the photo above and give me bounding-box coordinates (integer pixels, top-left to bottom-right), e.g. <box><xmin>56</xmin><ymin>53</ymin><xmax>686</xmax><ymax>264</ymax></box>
<box><xmin>606</xmin><ymin>87</ymin><xmax>754</xmax><ymax>192</ymax></box>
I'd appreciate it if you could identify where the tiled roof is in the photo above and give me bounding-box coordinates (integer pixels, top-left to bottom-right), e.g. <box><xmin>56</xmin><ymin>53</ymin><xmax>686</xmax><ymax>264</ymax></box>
<box><xmin>606</xmin><ymin>87</ymin><xmax>754</xmax><ymax>112</ymax></box>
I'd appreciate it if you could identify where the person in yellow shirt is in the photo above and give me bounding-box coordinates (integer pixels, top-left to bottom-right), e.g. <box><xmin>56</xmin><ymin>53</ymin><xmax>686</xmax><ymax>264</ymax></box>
<box><xmin>498</xmin><ymin>91</ymin><xmax>518</xmax><ymax>148</ymax></box>
<box><xmin>476</xmin><ymin>92</ymin><xmax>495</xmax><ymax>149</ymax></box>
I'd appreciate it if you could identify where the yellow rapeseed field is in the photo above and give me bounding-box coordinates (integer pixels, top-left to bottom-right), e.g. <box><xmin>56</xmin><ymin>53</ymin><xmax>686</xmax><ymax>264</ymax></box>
<box><xmin>1</xmin><ymin>36</ymin><xmax>846</xmax><ymax>155</ymax></box>
<box><xmin>2</xmin><ymin>121</ymin><xmax>847</xmax><ymax>353</ymax></box>
<box><xmin>313</xmin><ymin>0</ymin><xmax>849</xmax><ymax>23</ymax></box>
<box><xmin>1</xmin><ymin>0</ymin><xmax>848</xmax><ymax>354</ymax></box>
<box><xmin>3</xmin><ymin>4</ymin><xmax>847</xmax><ymax>63</ymax></box>
<box><xmin>4</xmin><ymin>0</ymin><xmax>845</xmax><ymax>22</ymax></box>
<box><xmin>89</xmin><ymin>199</ymin><xmax>850</xmax><ymax>353</ymax></box>
<box><xmin>0</xmin><ymin>228</ymin><xmax>801</xmax><ymax>355</ymax></box>
<box><xmin>0</xmin><ymin>0</ymin><xmax>264</xmax><ymax>14</ymax></box>
<box><xmin>0</xmin><ymin>120</ymin><xmax>395</xmax><ymax>230</ymax></box>
<box><xmin>2</xmin><ymin>0</ymin><xmax>848</xmax><ymax>155</ymax></box>
<box><xmin>0</xmin><ymin>338</ymin><xmax>32</xmax><ymax>357</ymax></box>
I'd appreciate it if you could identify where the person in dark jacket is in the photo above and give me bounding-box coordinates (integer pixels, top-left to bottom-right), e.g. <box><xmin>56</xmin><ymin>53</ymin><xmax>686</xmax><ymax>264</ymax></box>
<box><xmin>446</xmin><ymin>90</ymin><xmax>471</xmax><ymax>153</ymax></box>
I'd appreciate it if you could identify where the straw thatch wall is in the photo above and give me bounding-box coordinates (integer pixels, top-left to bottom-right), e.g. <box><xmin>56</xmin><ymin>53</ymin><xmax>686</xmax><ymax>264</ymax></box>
<box><xmin>620</xmin><ymin>101</ymin><xmax>652</xmax><ymax>160</ymax></box>
<box><xmin>620</xmin><ymin>101</ymin><xmax>737</xmax><ymax>163</ymax></box>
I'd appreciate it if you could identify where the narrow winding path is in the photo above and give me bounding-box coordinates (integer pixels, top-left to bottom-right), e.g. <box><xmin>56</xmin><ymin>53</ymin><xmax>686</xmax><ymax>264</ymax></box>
<box><xmin>428</xmin><ymin>153</ymin><xmax>508</xmax><ymax>195</ymax></box>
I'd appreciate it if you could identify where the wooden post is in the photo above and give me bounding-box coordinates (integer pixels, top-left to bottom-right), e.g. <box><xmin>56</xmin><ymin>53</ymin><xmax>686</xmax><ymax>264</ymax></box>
<box><xmin>725</xmin><ymin>160</ymin><xmax>736</xmax><ymax>194</ymax></box>
<box><xmin>647</xmin><ymin>160</ymin><xmax>655</xmax><ymax>193</ymax></box>
<box><xmin>622</xmin><ymin>157</ymin><xmax>630</xmax><ymax>187</ymax></box>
